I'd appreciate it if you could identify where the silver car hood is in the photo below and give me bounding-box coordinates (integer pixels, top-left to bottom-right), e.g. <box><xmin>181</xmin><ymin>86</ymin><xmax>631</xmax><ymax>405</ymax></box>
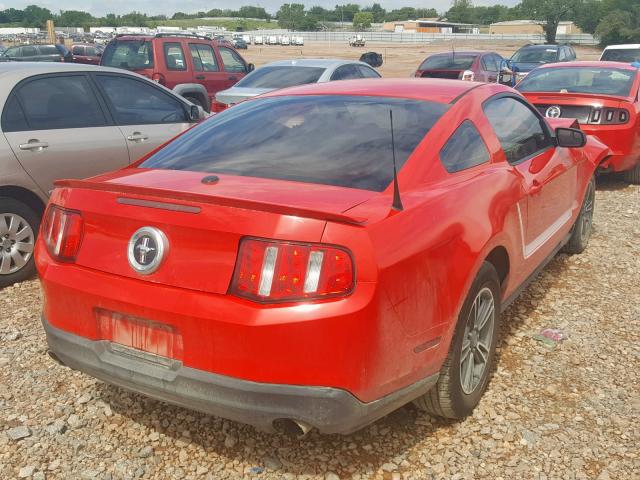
<box><xmin>215</xmin><ymin>87</ymin><xmax>274</xmax><ymax>106</ymax></box>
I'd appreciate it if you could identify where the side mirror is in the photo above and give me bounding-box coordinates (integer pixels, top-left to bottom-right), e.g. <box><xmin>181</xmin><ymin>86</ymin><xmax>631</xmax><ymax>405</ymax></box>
<box><xmin>97</xmin><ymin>52</ymin><xmax>102</xmax><ymax>57</ymax></box>
<box><xmin>188</xmin><ymin>105</ymin><xmax>202</xmax><ymax>122</ymax></box>
<box><xmin>247</xmin><ymin>63</ymin><xmax>255</xmax><ymax>73</ymax></box>
<box><xmin>555</xmin><ymin>127</ymin><xmax>586</xmax><ymax>148</ymax></box>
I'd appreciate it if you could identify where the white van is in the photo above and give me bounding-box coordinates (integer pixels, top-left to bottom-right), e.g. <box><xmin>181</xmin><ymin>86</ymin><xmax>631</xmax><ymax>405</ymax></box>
<box><xmin>254</xmin><ymin>35</ymin><xmax>264</xmax><ymax>45</ymax></box>
<box><xmin>599</xmin><ymin>44</ymin><xmax>640</xmax><ymax>63</ymax></box>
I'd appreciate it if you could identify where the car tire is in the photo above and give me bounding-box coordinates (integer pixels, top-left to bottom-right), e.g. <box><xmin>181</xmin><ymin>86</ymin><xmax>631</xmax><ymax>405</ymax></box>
<box><xmin>0</xmin><ymin>197</ymin><xmax>40</xmax><ymax>288</ymax></box>
<box><xmin>562</xmin><ymin>175</ymin><xmax>595</xmax><ymax>255</ymax></box>
<box><xmin>622</xmin><ymin>163</ymin><xmax>640</xmax><ymax>184</ymax></box>
<box><xmin>184</xmin><ymin>95</ymin><xmax>209</xmax><ymax>113</ymax></box>
<box><xmin>414</xmin><ymin>262</ymin><xmax>501</xmax><ymax>419</ymax></box>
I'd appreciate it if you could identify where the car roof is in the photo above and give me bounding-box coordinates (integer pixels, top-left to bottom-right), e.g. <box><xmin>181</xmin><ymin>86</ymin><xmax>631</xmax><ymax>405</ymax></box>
<box><xmin>260</xmin><ymin>78</ymin><xmax>504</xmax><ymax>104</ymax></box>
<box><xmin>603</xmin><ymin>44</ymin><xmax>640</xmax><ymax>49</ymax></box>
<box><xmin>534</xmin><ymin>60</ymin><xmax>639</xmax><ymax>71</ymax></box>
<box><xmin>518</xmin><ymin>44</ymin><xmax>562</xmax><ymax>50</ymax></box>
<box><xmin>0</xmin><ymin>62</ymin><xmax>144</xmax><ymax>79</ymax></box>
<box><xmin>263</xmin><ymin>59</ymin><xmax>370</xmax><ymax>68</ymax></box>
<box><xmin>427</xmin><ymin>51</ymin><xmax>486</xmax><ymax>56</ymax></box>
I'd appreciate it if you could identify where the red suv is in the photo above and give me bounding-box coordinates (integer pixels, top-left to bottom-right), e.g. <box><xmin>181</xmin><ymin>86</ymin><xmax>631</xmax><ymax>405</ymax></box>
<box><xmin>101</xmin><ymin>33</ymin><xmax>254</xmax><ymax>112</ymax></box>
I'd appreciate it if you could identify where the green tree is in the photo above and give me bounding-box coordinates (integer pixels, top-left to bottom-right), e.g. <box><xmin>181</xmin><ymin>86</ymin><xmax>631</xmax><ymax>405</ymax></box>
<box><xmin>595</xmin><ymin>8</ymin><xmax>640</xmax><ymax>45</ymax></box>
<box><xmin>363</xmin><ymin>3</ymin><xmax>386</xmax><ymax>23</ymax></box>
<box><xmin>519</xmin><ymin>0</ymin><xmax>583</xmax><ymax>43</ymax></box>
<box><xmin>353</xmin><ymin>12</ymin><xmax>373</xmax><ymax>30</ymax></box>
<box><xmin>57</xmin><ymin>10</ymin><xmax>95</xmax><ymax>27</ymax></box>
<box><xmin>446</xmin><ymin>0</ymin><xmax>475</xmax><ymax>24</ymax></box>
<box><xmin>21</xmin><ymin>4</ymin><xmax>53</xmax><ymax>27</ymax></box>
<box><xmin>277</xmin><ymin>3</ymin><xmax>306</xmax><ymax>30</ymax></box>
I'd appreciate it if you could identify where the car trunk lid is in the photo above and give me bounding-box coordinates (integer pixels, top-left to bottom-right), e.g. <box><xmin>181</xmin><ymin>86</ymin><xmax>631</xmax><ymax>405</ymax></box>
<box><xmin>52</xmin><ymin>169</ymin><xmax>374</xmax><ymax>295</ymax></box>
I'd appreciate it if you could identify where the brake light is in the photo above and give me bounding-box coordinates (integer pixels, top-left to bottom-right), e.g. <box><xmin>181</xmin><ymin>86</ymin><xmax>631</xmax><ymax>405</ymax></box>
<box><xmin>41</xmin><ymin>205</ymin><xmax>83</xmax><ymax>262</ymax></box>
<box><xmin>588</xmin><ymin>107</ymin><xmax>630</xmax><ymax>125</ymax></box>
<box><xmin>461</xmin><ymin>70</ymin><xmax>475</xmax><ymax>81</ymax></box>
<box><xmin>231</xmin><ymin>238</ymin><xmax>354</xmax><ymax>303</ymax></box>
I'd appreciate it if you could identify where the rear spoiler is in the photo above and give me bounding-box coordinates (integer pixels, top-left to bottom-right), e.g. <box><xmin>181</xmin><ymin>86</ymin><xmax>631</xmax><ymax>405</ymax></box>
<box><xmin>53</xmin><ymin>179</ymin><xmax>367</xmax><ymax>226</ymax></box>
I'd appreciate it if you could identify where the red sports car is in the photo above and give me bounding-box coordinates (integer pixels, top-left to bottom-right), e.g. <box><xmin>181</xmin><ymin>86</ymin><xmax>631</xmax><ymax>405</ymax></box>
<box><xmin>517</xmin><ymin>61</ymin><xmax>640</xmax><ymax>183</ymax></box>
<box><xmin>36</xmin><ymin>79</ymin><xmax>608</xmax><ymax>435</ymax></box>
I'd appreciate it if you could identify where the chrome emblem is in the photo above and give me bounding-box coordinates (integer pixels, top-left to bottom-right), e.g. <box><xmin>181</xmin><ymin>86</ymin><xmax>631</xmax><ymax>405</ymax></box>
<box><xmin>127</xmin><ymin>227</ymin><xmax>168</xmax><ymax>275</ymax></box>
<box><xmin>545</xmin><ymin>106</ymin><xmax>562</xmax><ymax>118</ymax></box>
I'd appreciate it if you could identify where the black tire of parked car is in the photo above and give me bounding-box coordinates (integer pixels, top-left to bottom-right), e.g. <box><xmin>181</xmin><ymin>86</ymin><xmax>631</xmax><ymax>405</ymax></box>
<box><xmin>0</xmin><ymin>197</ymin><xmax>40</xmax><ymax>288</ymax></box>
<box><xmin>563</xmin><ymin>175</ymin><xmax>596</xmax><ymax>255</ymax></box>
<box><xmin>622</xmin><ymin>164</ymin><xmax>640</xmax><ymax>185</ymax></box>
<box><xmin>414</xmin><ymin>261</ymin><xmax>501</xmax><ymax>419</ymax></box>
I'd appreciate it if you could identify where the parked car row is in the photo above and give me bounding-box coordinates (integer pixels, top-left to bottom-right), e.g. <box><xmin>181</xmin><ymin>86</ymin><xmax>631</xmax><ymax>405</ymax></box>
<box><xmin>0</xmin><ymin>36</ymin><xmax>638</xmax><ymax>437</ymax></box>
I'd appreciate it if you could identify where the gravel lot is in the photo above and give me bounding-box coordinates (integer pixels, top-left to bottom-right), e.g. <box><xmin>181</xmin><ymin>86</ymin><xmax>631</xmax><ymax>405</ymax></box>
<box><xmin>1</xmin><ymin>176</ymin><xmax>638</xmax><ymax>480</ymax></box>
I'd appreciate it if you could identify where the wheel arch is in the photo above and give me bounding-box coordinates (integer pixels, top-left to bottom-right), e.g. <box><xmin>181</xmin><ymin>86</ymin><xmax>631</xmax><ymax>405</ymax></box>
<box><xmin>172</xmin><ymin>83</ymin><xmax>211</xmax><ymax>112</ymax></box>
<box><xmin>0</xmin><ymin>185</ymin><xmax>46</xmax><ymax>218</ymax></box>
<box><xmin>484</xmin><ymin>245</ymin><xmax>510</xmax><ymax>288</ymax></box>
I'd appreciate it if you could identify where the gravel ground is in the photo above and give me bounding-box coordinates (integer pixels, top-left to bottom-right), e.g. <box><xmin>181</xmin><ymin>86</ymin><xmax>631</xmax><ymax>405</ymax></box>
<box><xmin>0</xmin><ymin>177</ymin><xmax>638</xmax><ymax>480</ymax></box>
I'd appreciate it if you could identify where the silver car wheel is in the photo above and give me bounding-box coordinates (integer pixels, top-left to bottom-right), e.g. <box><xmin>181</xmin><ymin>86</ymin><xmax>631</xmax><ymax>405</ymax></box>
<box><xmin>580</xmin><ymin>179</ymin><xmax>595</xmax><ymax>243</ymax></box>
<box><xmin>0</xmin><ymin>213</ymin><xmax>35</xmax><ymax>275</ymax></box>
<box><xmin>460</xmin><ymin>287</ymin><xmax>495</xmax><ymax>394</ymax></box>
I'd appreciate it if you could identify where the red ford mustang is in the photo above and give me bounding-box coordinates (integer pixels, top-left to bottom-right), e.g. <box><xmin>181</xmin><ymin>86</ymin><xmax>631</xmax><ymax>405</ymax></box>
<box><xmin>36</xmin><ymin>79</ymin><xmax>609</xmax><ymax>435</ymax></box>
<box><xmin>517</xmin><ymin>61</ymin><xmax>640</xmax><ymax>183</ymax></box>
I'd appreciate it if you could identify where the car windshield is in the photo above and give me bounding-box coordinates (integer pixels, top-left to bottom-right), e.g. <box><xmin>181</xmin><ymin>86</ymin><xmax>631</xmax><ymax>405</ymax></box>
<box><xmin>511</xmin><ymin>47</ymin><xmax>558</xmax><ymax>64</ymax></box>
<box><xmin>600</xmin><ymin>48</ymin><xmax>640</xmax><ymax>63</ymax></box>
<box><xmin>101</xmin><ymin>40</ymin><xmax>154</xmax><ymax>70</ymax></box>
<box><xmin>140</xmin><ymin>95</ymin><xmax>449</xmax><ymax>191</ymax></box>
<box><xmin>419</xmin><ymin>54</ymin><xmax>476</xmax><ymax>70</ymax></box>
<box><xmin>235</xmin><ymin>66</ymin><xmax>326</xmax><ymax>89</ymax></box>
<box><xmin>517</xmin><ymin>67</ymin><xmax>636</xmax><ymax>96</ymax></box>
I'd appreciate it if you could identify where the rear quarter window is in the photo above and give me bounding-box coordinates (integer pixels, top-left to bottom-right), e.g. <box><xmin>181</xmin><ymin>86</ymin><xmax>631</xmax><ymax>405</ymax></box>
<box><xmin>440</xmin><ymin>120</ymin><xmax>490</xmax><ymax>173</ymax></box>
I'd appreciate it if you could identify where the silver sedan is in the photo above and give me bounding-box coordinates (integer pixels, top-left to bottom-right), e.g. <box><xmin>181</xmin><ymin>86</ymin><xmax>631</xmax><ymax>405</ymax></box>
<box><xmin>215</xmin><ymin>59</ymin><xmax>381</xmax><ymax>107</ymax></box>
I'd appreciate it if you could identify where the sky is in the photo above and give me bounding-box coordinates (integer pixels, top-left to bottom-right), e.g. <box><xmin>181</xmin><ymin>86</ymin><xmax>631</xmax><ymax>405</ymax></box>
<box><xmin>1</xmin><ymin>0</ymin><xmax>521</xmax><ymax>17</ymax></box>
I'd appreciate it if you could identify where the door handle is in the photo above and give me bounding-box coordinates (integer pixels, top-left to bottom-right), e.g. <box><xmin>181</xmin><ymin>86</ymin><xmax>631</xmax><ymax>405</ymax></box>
<box><xmin>126</xmin><ymin>132</ymin><xmax>148</xmax><ymax>143</ymax></box>
<box><xmin>195</xmin><ymin>75</ymin><xmax>205</xmax><ymax>80</ymax></box>
<box><xmin>228</xmin><ymin>76</ymin><xmax>238</xmax><ymax>81</ymax></box>
<box><xmin>530</xmin><ymin>179</ymin><xmax>543</xmax><ymax>195</ymax></box>
<box><xmin>19</xmin><ymin>140</ymin><xmax>49</xmax><ymax>151</ymax></box>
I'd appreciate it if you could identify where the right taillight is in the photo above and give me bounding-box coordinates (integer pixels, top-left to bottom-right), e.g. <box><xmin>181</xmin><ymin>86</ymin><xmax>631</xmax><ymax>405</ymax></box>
<box><xmin>41</xmin><ymin>205</ymin><xmax>83</xmax><ymax>262</ymax></box>
<box><xmin>230</xmin><ymin>238</ymin><xmax>354</xmax><ymax>303</ymax></box>
<box><xmin>589</xmin><ymin>107</ymin><xmax>630</xmax><ymax>125</ymax></box>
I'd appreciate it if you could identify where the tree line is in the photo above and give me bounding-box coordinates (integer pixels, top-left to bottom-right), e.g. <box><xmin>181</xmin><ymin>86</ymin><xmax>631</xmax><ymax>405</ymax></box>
<box><xmin>0</xmin><ymin>1</ymin><xmax>638</xmax><ymax>46</ymax></box>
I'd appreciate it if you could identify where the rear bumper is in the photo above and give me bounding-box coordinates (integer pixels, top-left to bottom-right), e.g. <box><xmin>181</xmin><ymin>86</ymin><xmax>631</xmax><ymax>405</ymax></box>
<box><xmin>43</xmin><ymin>315</ymin><xmax>438</xmax><ymax>434</ymax></box>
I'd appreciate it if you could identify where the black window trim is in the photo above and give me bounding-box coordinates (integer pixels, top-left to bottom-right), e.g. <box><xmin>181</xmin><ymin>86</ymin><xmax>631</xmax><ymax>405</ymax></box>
<box><xmin>481</xmin><ymin>92</ymin><xmax>555</xmax><ymax>166</ymax></box>
<box><xmin>1</xmin><ymin>72</ymin><xmax>111</xmax><ymax>132</ymax></box>
<box><xmin>91</xmin><ymin>72</ymin><xmax>191</xmax><ymax>126</ymax></box>
<box><xmin>439</xmin><ymin>119</ymin><xmax>491</xmax><ymax>174</ymax></box>
<box><xmin>356</xmin><ymin>64</ymin><xmax>381</xmax><ymax>78</ymax></box>
<box><xmin>162</xmin><ymin>41</ymin><xmax>187</xmax><ymax>71</ymax></box>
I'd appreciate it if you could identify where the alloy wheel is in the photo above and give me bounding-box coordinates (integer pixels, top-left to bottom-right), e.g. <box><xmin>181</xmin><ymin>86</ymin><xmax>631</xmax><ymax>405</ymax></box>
<box><xmin>0</xmin><ymin>213</ymin><xmax>35</xmax><ymax>275</ymax></box>
<box><xmin>580</xmin><ymin>180</ymin><xmax>595</xmax><ymax>243</ymax></box>
<box><xmin>460</xmin><ymin>287</ymin><xmax>495</xmax><ymax>394</ymax></box>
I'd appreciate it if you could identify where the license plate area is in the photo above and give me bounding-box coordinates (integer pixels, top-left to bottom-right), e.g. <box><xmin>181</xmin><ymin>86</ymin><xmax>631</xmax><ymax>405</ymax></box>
<box><xmin>94</xmin><ymin>308</ymin><xmax>183</xmax><ymax>361</ymax></box>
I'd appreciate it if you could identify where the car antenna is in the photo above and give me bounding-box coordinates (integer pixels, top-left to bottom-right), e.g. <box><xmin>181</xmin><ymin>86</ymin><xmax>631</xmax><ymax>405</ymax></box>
<box><xmin>389</xmin><ymin>110</ymin><xmax>404</xmax><ymax>212</ymax></box>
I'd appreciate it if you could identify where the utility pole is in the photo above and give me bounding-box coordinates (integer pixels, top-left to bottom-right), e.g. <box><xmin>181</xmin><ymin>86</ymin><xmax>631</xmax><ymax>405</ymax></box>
<box><xmin>46</xmin><ymin>19</ymin><xmax>55</xmax><ymax>44</ymax></box>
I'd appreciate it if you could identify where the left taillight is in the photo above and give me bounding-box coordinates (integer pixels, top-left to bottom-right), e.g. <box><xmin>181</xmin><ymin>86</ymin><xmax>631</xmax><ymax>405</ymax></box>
<box><xmin>230</xmin><ymin>238</ymin><xmax>355</xmax><ymax>303</ymax></box>
<box><xmin>41</xmin><ymin>205</ymin><xmax>84</xmax><ymax>262</ymax></box>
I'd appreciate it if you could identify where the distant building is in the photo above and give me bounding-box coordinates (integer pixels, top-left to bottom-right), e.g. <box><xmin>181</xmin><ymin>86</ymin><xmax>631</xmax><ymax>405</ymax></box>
<box><xmin>489</xmin><ymin>20</ymin><xmax>582</xmax><ymax>35</ymax></box>
<box><xmin>382</xmin><ymin>18</ymin><xmax>478</xmax><ymax>34</ymax></box>
<box><xmin>90</xmin><ymin>27</ymin><xmax>116</xmax><ymax>34</ymax></box>
<box><xmin>0</xmin><ymin>27</ymin><xmax>40</xmax><ymax>35</ymax></box>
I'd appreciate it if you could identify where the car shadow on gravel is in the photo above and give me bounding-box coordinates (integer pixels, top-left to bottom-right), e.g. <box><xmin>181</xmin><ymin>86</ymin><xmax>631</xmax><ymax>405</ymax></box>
<box><xmin>88</xmin><ymin>252</ymin><xmax>574</xmax><ymax>477</ymax></box>
<box><xmin>595</xmin><ymin>174</ymin><xmax>631</xmax><ymax>191</ymax></box>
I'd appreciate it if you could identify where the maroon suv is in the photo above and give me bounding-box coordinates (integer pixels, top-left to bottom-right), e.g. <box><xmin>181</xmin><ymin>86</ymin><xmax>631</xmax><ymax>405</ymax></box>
<box><xmin>100</xmin><ymin>33</ymin><xmax>254</xmax><ymax>112</ymax></box>
<box><xmin>414</xmin><ymin>51</ymin><xmax>506</xmax><ymax>83</ymax></box>
<box><xmin>72</xmin><ymin>43</ymin><xmax>104</xmax><ymax>65</ymax></box>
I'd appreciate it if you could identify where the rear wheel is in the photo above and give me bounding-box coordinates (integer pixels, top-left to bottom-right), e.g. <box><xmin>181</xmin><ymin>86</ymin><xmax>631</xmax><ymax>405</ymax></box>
<box><xmin>0</xmin><ymin>197</ymin><xmax>40</xmax><ymax>288</ymax></box>
<box><xmin>563</xmin><ymin>175</ymin><xmax>595</xmax><ymax>254</ymax></box>
<box><xmin>414</xmin><ymin>262</ymin><xmax>501</xmax><ymax>419</ymax></box>
<box><xmin>622</xmin><ymin>163</ymin><xmax>640</xmax><ymax>184</ymax></box>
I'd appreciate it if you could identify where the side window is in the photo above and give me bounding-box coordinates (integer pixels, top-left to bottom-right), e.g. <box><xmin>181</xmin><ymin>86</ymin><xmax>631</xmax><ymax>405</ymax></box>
<box><xmin>331</xmin><ymin>65</ymin><xmax>362</xmax><ymax>81</ymax></box>
<box><xmin>163</xmin><ymin>42</ymin><xmax>186</xmax><ymax>71</ymax></box>
<box><xmin>1</xmin><ymin>96</ymin><xmax>29</xmax><ymax>132</ymax></box>
<box><xmin>86</xmin><ymin>46</ymin><xmax>98</xmax><ymax>57</ymax></box>
<box><xmin>483</xmin><ymin>97</ymin><xmax>553</xmax><ymax>165</ymax></box>
<box><xmin>15</xmin><ymin>74</ymin><xmax>106</xmax><ymax>130</ymax></box>
<box><xmin>95</xmin><ymin>74</ymin><xmax>187</xmax><ymax>125</ymax></box>
<box><xmin>482</xmin><ymin>55</ymin><xmax>498</xmax><ymax>72</ymax></box>
<box><xmin>558</xmin><ymin>48</ymin><xmax>567</xmax><ymax>61</ymax></box>
<box><xmin>357</xmin><ymin>65</ymin><xmax>380</xmax><ymax>78</ymax></box>
<box><xmin>218</xmin><ymin>47</ymin><xmax>246</xmax><ymax>73</ymax></box>
<box><xmin>5</xmin><ymin>46</ymin><xmax>20</xmax><ymax>57</ymax></box>
<box><xmin>569</xmin><ymin>47</ymin><xmax>577</xmax><ymax>60</ymax></box>
<box><xmin>72</xmin><ymin>46</ymin><xmax>84</xmax><ymax>56</ymax></box>
<box><xmin>189</xmin><ymin>44</ymin><xmax>219</xmax><ymax>72</ymax></box>
<box><xmin>22</xmin><ymin>46</ymin><xmax>37</xmax><ymax>57</ymax></box>
<box><xmin>440</xmin><ymin>120</ymin><xmax>491</xmax><ymax>173</ymax></box>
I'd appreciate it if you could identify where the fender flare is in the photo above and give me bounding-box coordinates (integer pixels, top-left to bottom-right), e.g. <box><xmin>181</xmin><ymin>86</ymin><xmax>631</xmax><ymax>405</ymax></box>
<box><xmin>172</xmin><ymin>84</ymin><xmax>211</xmax><ymax>112</ymax></box>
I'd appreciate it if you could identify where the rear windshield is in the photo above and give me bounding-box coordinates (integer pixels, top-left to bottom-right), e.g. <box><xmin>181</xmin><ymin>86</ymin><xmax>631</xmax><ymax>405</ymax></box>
<box><xmin>511</xmin><ymin>47</ymin><xmax>558</xmax><ymax>64</ymax></box>
<box><xmin>419</xmin><ymin>54</ymin><xmax>476</xmax><ymax>70</ymax></box>
<box><xmin>140</xmin><ymin>95</ymin><xmax>449</xmax><ymax>191</ymax></box>
<box><xmin>235</xmin><ymin>66</ymin><xmax>326</xmax><ymax>89</ymax></box>
<box><xmin>101</xmin><ymin>40</ymin><xmax>154</xmax><ymax>70</ymax></box>
<box><xmin>517</xmin><ymin>67</ymin><xmax>636</xmax><ymax>96</ymax></box>
<box><xmin>601</xmin><ymin>48</ymin><xmax>640</xmax><ymax>63</ymax></box>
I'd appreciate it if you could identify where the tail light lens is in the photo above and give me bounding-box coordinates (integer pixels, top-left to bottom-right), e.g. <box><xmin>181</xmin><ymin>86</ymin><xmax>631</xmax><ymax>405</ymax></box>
<box><xmin>41</xmin><ymin>205</ymin><xmax>83</xmax><ymax>262</ymax></box>
<box><xmin>230</xmin><ymin>238</ymin><xmax>354</xmax><ymax>303</ymax></box>
<box><xmin>588</xmin><ymin>107</ymin><xmax>630</xmax><ymax>125</ymax></box>
<box><xmin>460</xmin><ymin>70</ymin><xmax>475</xmax><ymax>81</ymax></box>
